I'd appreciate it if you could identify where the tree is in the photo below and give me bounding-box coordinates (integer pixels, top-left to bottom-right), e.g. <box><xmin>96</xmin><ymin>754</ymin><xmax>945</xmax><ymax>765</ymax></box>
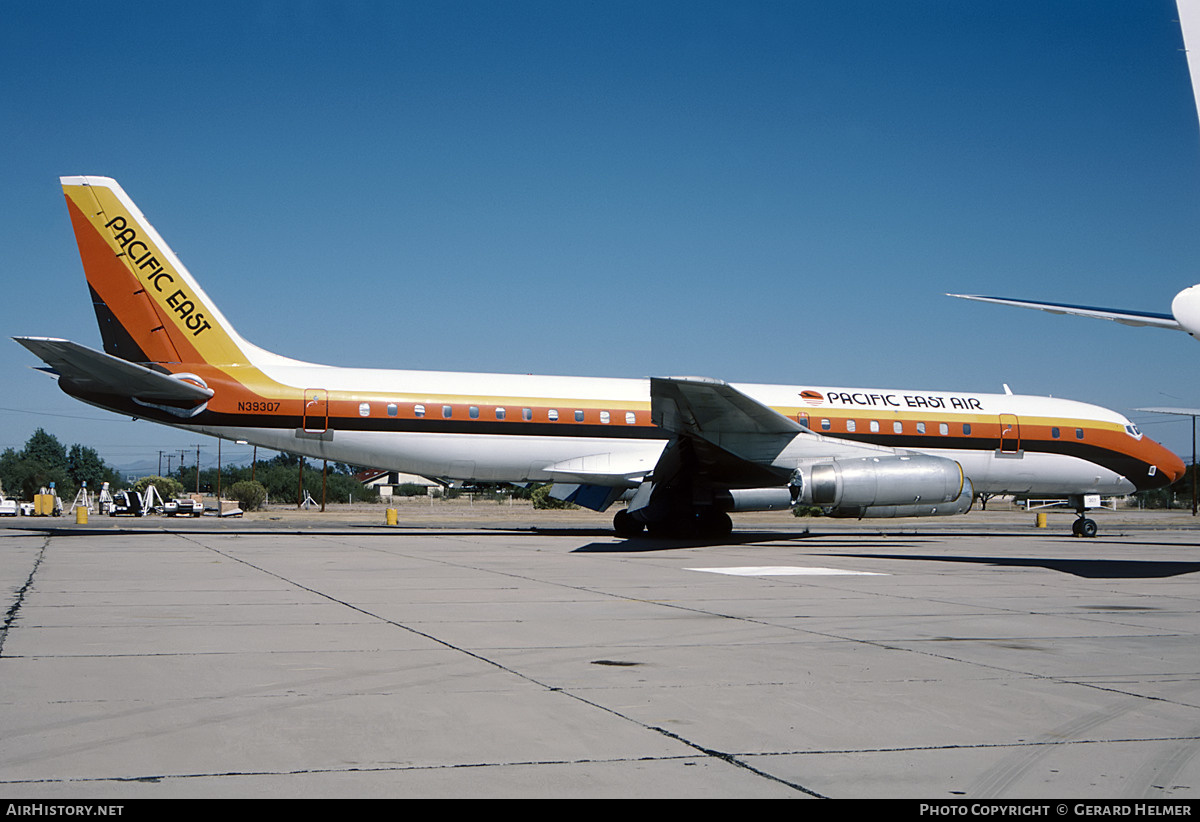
<box><xmin>23</xmin><ymin>429</ymin><xmax>67</xmax><ymax>472</ymax></box>
<box><xmin>171</xmin><ymin>454</ymin><xmax>380</xmax><ymax>505</ymax></box>
<box><xmin>0</xmin><ymin>429</ymin><xmax>73</xmax><ymax>501</ymax></box>
<box><xmin>0</xmin><ymin>430</ymin><xmax>123</xmax><ymax>503</ymax></box>
<box><xmin>67</xmin><ymin>444</ymin><xmax>121</xmax><ymax>491</ymax></box>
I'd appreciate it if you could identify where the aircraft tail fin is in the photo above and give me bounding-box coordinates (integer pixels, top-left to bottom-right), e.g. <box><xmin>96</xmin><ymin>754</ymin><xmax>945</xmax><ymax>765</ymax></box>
<box><xmin>60</xmin><ymin>176</ymin><xmax>253</xmax><ymax>369</ymax></box>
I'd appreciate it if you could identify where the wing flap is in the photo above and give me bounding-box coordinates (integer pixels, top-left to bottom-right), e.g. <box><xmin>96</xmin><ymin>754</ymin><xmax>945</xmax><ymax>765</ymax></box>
<box><xmin>543</xmin><ymin>449</ymin><xmax>659</xmax><ymax>487</ymax></box>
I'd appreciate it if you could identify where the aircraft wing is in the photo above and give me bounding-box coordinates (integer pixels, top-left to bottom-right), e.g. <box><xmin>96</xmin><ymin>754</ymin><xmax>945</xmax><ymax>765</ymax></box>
<box><xmin>947</xmin><ymin>294</ymin><xmax>1181</xmax><ymax>330</ymax></box>
<box><xmin>1135</xmin><ymin>406</ymin><xmax>1200</xmax><ymax>417</ymax></box>
<box><xmin>652</xmin><ymin>375</ymin><xmax>806</xmax><ymax>437</ymax></box>
<box><xmin>13</xmin><ymin>336</ymin><xmax>214</xmax><ymax>404</ymax></box>
<box><xmin>541</xmin><ymin>379</ymin><xmax>804</xmax><ymax>510</ymax></box>
<box><xmin>648</xmin><ymin>376</ymin><xmax>804</xmax><ymax>488</ymax></box>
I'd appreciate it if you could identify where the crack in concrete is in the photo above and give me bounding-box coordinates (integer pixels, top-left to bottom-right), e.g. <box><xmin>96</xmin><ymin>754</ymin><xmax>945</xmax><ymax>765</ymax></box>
<box><xmin>0</xmin><ymin>536</ymin><xmax>48</xmax><ymax>658</ymax></box>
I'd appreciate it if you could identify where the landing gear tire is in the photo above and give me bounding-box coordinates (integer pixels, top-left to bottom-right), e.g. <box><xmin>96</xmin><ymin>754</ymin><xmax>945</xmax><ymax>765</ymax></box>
<box><xmin>613</xmin><ymin>508</ymin><xmax>644</xmax><ymax>537</ymax></box>
<box><xmin>641</xmin><ymin>510</ymin><xmax>733</xmax><ymax>539</ymax></box>
<box><xmin>696</xmin><ymin>509</ymin><xmax>733</xmax><ymax>538</ymax></box>
<box><xmin>1072</xmin><ymin>517</ymin><xmax>1097</xmax><ymax>538</ymax></box>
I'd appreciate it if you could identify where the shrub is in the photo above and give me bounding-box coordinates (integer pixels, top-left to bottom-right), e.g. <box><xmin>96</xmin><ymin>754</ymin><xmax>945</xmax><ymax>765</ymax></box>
<box><xmin>229</xmin><ymin>480</ymin><xmax>267</xmax><ymax>511</ymax></box>
<box><xmin>134</xmin><ymin>475</ymin><xmax>183</xmax><ymax>499</ymax></box>
<box><xmin>531</xmin><ymin>484</ymin><xmax>578</xmax><ymax>510</ymax></box>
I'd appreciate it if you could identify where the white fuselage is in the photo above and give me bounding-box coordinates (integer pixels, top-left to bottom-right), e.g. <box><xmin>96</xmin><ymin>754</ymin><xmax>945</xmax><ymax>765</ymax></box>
<box><xmin>178</xmin><ymin>360</ymin><xmax>1149</xmax><ymax>497</ymax></box>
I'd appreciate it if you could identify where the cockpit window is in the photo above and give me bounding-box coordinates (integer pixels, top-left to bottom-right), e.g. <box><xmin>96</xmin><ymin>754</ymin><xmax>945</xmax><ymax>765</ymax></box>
<box><xmin>1125</xmin><ymin>423</ymin><xmax>1143</xmax><ymax>439</ymax></box>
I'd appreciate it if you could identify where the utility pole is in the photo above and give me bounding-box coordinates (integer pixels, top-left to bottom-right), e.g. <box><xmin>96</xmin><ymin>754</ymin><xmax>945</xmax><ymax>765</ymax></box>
<box><xmin>1134</xmin><ymin>406</ymin><xmax>1200</xmax><ymax>515</ymax></box>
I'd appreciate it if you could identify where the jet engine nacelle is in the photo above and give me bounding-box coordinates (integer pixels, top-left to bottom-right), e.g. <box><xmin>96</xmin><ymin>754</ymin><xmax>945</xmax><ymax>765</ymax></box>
<box><xmin>714</xmin><ymin>487</ymin><xmax>795</xmax><ymax>512</ymax></box>
<box><xmin>827</xmin><ymin>479</ymin><xmax>974</xmax><ymax>518</ymax></box>
<box><xmin>1172</xmin><ymin>284</ymin><xmax>1200</xmax><ymax>338</ymax></box>
<box><xmin>799</xmin><ymin>454</ymin><xmax>964</xmax><ymax>509</ymax></box>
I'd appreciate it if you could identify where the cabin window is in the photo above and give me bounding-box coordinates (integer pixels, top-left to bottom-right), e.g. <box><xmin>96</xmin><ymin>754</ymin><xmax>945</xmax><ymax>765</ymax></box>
<box><xmin>574</xmin><ymin>410</ymin><xmax>585</xmax><ymax>422</ymax></box>
<box><xmin>625</xmin><ymin>411</ymin><xmax>636</xmax><ymax>424</ymax></box>
<box><xmin>893</xmin><ymin>421</ymin><xmax>903</xmax><ymax>434</ymax></box>
<box><xmin>1076</xmin><ymin>428</ymin><xmax>1084</xmax><ymax>440</ymax></box>
<box><xmin>870</xmin><ymin>420</ymin><xmax>880</xmax><ymax>433</ymax></box>
<box><xmin>548</xmin><ymin>409</ymin><xmax>559</xmax><ymax>421</ymax></box>
<box><xmin>469</xmin><ymin>406</ymin><xmax>479</xmax><ymax>419</ymax></box>
<box><xmin>387</xmin><ymin>403</ymin><xmax>398</xmax><ymax>417</ymax></box>
<box><xmin>847</xmin><ymin>419</ymin><xmax>856</xmax><ymax>432</ymax></box>
<box><xmin>600</xmin><ymin>411</ymin><xmax>610</xmax><ymax>424</ymax></box>
<box><xmin>359</xmin><ymin>403</ymin><xmax>370</xmax><ymax>417</ymax></box>
<box><xmin>821</xmin><ymin>419</ymin><xmax>831</xmax><ymax>431</ymax></box>
<box><xmin>414</xmin><ymin>404</ymin><xmax>425</xmax><ymax>418</ymax></box>
<box><xmin>442</xmin><ymin>405</ymin><xmax>453</xmax><ymax>419</ymax></box>
<box><xmin>963</xmin><ymin>423</ymin><xmax>971</xmax><ymax>435</ymax></box>
<box><xmin>1052</xmin><ymin>427</ymin><xmax>1060</xmax><ymax>439</ymax></box>
<box><xmin>916</xmin><ymin>422</ymin><xmax>926</xmax><ymax>434</ymax></box>
<box><xmin>939</xmin><ymin>423</ymin><xmax>949</xmax><ymax>435</ymax></box>
<box><xmin>496</xmin><ymin>407</ymin><xmax>506</xmax><ymax>420</ymax></box>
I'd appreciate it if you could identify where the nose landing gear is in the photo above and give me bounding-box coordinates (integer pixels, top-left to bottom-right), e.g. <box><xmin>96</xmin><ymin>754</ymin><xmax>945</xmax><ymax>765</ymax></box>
<box><xmin>1069</xmin><ymin>494</ymin><xmax>1099</xmax><ymax>537</ymax></box>
<box><xmin>1071</xmin><ymin>516</ymin><xmax>1098</xmax><ymax>538</ymax></box>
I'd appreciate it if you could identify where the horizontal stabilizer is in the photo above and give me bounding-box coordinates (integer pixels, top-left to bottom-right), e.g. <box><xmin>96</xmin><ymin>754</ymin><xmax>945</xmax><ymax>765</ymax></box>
<box><xmin>13</xmin><ymin>337</ymin><xmax>214</xmax><ymax>404</ymax></box>
<box><xmin>948</xmin><ymin>294</ymin><xmax>1180</xmax><ymax>330</ymax></box>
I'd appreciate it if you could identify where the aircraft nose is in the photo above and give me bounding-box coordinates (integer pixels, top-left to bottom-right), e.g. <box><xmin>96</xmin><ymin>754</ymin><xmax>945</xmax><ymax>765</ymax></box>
<box><xmin>1158</xmin><ymin>445</ymin><xmax>1187</xmax><ymax>487</ymax></box>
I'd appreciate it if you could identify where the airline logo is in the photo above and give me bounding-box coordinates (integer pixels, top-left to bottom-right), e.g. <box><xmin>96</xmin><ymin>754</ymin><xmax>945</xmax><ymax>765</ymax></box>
<box><xmin>102</xmin><ymin>215</ymin><xmax>213</xmax><ymax>338</ymax></box>
<box><xmin>62</xmin><ymin>178</ymin><xmax>252</xmax><ymax>371</ymax></box>
<box><xmin>804</xmin><ymin>390</ymin><xmax>986</xmax><ymax>411</ymax></box>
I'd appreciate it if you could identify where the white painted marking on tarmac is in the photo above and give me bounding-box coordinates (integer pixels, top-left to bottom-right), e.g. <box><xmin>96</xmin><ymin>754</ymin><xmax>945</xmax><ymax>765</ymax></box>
<box><xmin>687</xmin><ymin>566</ymin><xmax>886</xmax><ymax>576</ymax></box>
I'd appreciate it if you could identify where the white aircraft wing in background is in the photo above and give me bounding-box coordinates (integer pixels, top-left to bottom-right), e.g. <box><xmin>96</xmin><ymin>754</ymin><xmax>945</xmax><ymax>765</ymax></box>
<box><xmin>946</xmin><ymin>294</ymin><xmax>1184</xmax><ymax>330</ymax></box>
<box><xmin>950</xmin><ymin>0</ymin><xmax>1200</xmax><ymax>340</ymax></box>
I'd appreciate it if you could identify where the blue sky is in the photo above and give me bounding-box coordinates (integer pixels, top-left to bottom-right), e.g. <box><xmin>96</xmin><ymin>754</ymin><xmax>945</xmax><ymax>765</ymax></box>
<box><xmin>3</xmin><ymin>0</ymin><xmax>1200</xmax><ymax>472</ymax></box>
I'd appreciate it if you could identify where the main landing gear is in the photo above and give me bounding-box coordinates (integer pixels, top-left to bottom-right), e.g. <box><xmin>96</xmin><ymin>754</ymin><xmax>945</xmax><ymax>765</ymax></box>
<box><xmin>613</xmin><ymin>509</ymin><xmax>642</xmax><ymax>537</ymax></box>
<box><xmin>612</xmin><ymin>507</ymin><xmax>733</xmax><ymax>538</ymax></box>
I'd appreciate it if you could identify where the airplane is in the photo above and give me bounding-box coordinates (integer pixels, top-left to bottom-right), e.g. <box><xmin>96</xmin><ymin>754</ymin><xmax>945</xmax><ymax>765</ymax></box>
<box><xmin>950</xmin><ymin>0</ymin><xmax>1200</xmax><ymax>341</ymax></box>
<box><xmin>13</xmin><ymin>176</ymin><xmax>1185</xmax><ymax>538</ymax></box>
